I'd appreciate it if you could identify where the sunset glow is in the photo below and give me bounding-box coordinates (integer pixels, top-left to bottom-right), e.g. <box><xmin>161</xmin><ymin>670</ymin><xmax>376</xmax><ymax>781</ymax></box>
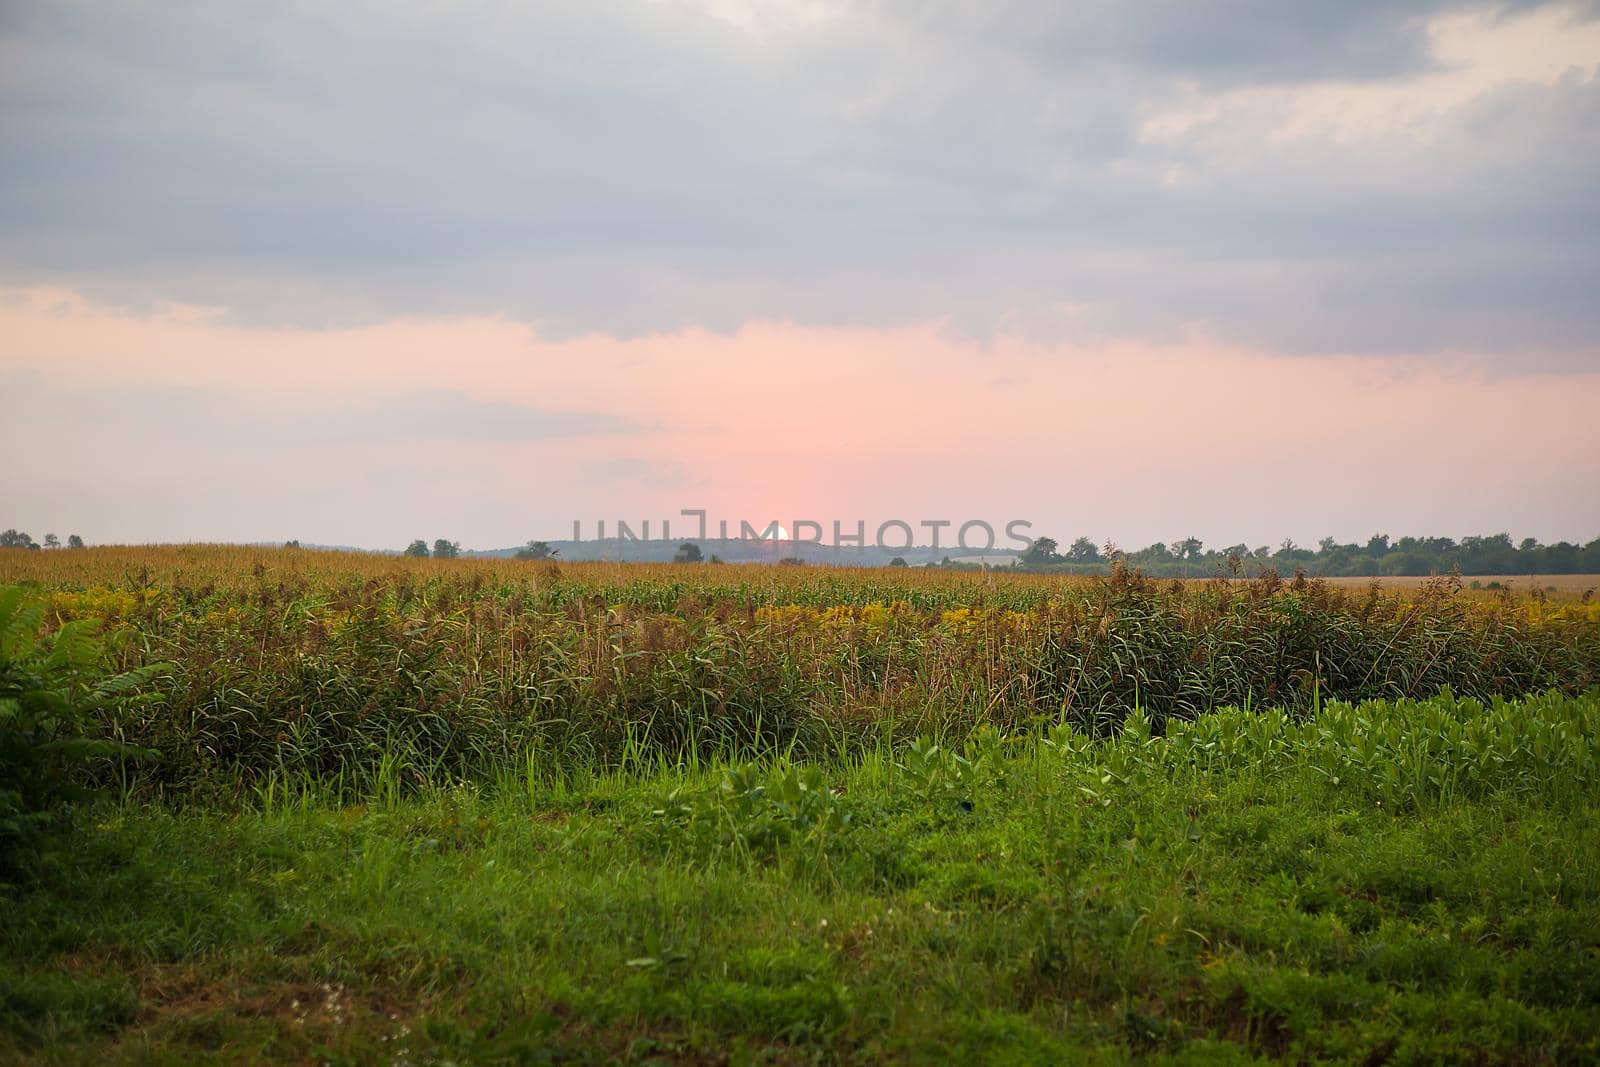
<box><xmin>2</xmin><ymin>1</ymin><xmax>1597</xmax><ymax>550</ymax></box>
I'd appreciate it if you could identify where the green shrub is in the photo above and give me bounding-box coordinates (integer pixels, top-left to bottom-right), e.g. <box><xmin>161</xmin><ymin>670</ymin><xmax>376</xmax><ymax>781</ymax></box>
<box><xmin>897</xmin><ymin>725</ymin><xmax>1006</xmax><ymax>810</ymax></box>
<box><xmin>0</xmin><ymin>586</ymin><xmax>166</xmax><ymax>866</ymax></box>
<box><xmin>653</xmin><ymin>762</ymin><xmax>853</xmax><ymax>860</ymax></box>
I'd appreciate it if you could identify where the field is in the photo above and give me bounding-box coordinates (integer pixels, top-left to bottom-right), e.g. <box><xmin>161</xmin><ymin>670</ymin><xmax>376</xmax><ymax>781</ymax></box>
<box><xmin>3</xmin><ymin>546</ymin><xmax>1600</xmax><ymax>1064</ymax></box>
<box><xmin>1316</xmin><ymin>574</ymin><xmax>1600</xmax><ymax>597</ymax></box>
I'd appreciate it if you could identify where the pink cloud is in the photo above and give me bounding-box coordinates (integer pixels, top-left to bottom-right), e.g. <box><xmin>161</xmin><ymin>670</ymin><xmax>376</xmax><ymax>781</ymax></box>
<box><xmin>3</xmin><ymin>286</ymin><xmax>1597</xmax><ymax>548</ymax></box>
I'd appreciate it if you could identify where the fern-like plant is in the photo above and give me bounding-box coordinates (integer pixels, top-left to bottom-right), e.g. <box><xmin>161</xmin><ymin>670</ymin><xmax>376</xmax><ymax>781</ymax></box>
<box><xmin>0</xmin><ymin>585</ymin><xmax>168</xmax><ymax>865</ymax></box>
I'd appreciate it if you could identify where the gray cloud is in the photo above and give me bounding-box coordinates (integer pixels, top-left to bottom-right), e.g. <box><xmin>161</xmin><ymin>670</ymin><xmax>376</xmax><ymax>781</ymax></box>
<box><xmin>1</xmin><ymin>0</ymin><xmax>1597</xmax><ymax>367</ymax></box>
<box><xmin>875</xmin><ymin>1</ymin><xmax>1452</xmax><ymax>85</ymax></box>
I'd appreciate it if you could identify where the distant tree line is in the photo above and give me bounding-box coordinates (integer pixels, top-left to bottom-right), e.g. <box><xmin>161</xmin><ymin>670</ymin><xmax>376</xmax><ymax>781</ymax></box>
<box><xmin>1014</xmin><ymin>533</ymin><xmax>1600</xmax><ymax>577</ymax></box>
<box><xmin>1</xmin><ymin>530</ymin><xmax>84</xmax><ymax>550</ymax></box>
<box><xmin>402</xmin><ymin>538</ymin><xmax>463</xmax><ymax>559</ymax></box>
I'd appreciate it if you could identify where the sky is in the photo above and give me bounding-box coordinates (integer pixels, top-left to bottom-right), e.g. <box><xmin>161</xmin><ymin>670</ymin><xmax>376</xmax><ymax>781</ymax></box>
<box><xmin>2</xmin><ymin>0</ymin><xmax>1599</xmax><ymax>551</ymax></box>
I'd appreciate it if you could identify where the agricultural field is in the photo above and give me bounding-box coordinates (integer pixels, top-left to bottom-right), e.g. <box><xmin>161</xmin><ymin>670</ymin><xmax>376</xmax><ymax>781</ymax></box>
<box><xmin>1315</xmin><ymin>573</ymin><xmax>1600</xmax><ymax>598</ymax></box>
<box><xmin>3</xmin><ymin>546</ymin><xmax>1600</xmax><ymax>1064</ymax></box>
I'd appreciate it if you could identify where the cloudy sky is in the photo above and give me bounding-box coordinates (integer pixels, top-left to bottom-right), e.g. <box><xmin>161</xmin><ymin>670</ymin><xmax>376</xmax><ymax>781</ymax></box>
<box><xmin>3</xmin><ymin>0</ymin><xmax>1598</xmax><ymax>550</ymax></box>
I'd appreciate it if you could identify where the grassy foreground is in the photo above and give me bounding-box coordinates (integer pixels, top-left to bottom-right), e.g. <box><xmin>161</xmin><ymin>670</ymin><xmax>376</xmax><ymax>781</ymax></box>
<box><xmin>4</xmin><ymin>690</ymin><xmax>1598</xmax><ymax>1065</ymax></box>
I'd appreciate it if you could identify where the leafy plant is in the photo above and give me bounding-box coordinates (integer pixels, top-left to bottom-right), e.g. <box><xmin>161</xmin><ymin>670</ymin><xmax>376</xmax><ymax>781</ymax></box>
<box><xmin>653</xmin><ymin>762</ymin><xmax>852</xmax><ymax>859</ymax></box>
<box><xmin>897</xmin><ymin>726</ymin><xmax>1006</xmax><ymax>810</ymax></box>
<box><xmin>0</xmin><ymin>586</ymin><xmax>167</xmax><ymax>864</ymax></box>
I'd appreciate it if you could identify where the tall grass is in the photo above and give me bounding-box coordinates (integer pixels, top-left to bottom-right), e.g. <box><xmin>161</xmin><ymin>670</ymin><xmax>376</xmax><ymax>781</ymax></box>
<box><xmin>2</xmin><ymin>547</ymin><xmax>1596</xmax><ymax>798</ymax></box>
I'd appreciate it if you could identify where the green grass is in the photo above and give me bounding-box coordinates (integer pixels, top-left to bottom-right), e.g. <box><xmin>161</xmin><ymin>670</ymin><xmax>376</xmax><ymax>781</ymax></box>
<box><xmin>4</xmin><ymin>690</ymin><xmax>1598</xmax><ymax>1064</ymax></box>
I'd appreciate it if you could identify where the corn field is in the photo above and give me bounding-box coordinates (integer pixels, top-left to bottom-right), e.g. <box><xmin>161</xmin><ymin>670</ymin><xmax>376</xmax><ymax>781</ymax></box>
<box><xmin>3</xmin><ymin>545</ymin><xmax>1597</xmax><ymax>797</ymax></box>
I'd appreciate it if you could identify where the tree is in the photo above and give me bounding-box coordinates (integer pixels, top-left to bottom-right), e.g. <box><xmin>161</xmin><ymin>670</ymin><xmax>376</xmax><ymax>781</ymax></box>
<box><xmin>432</xmin><ymin>539</ymin><xmax>460</xmax><ymax>559</ymax></box>
<box><xmin>888</xmin><ymin>556</ymin><xmax>908</xmax><ymax>567</ymax></box>
<box><xmin>66</xmin><ymin>535</ymin><xmax>83</xmax><ymax>549</ymax></box>
<box><xmin>672</xmin><ymin>541</ymin><xmax>703</xmax><ymax>564</ymax></box>
<box><xmin>43</xmin><ymin>534</ymin><xmax>60</xmax><ymax>549</ymax></box>
<box><xmin>514</xmin><ymin>540</ymin><xmax>557</xmax><ymax>561</ymax></box>
<box><xmin>403</xmin><ymin>540</ymin><xmax>430</xmax><ymax>558</ymax></box>
<box><xmin>1220</xmin><ymin>544</ymin><xmax>1252</xmax><ymax>576</ymax></box>
<box><xmin>1018</xmin><ymin>537</ymin><xmax>1060</xmax><ymax>566</ymax></box>
<box><xmin>1546</xmin><ymin>541</ymin><xmax>1580</xmax><ymax>571</ymax></box>
<box><xmin>1065</xmin><ymin>537</ymin><xmax>1100</xmax><ymax>563</ymax></box>
<box><xmin>777</xmin><ymin>556</ymin><xmax>805</xmax><ymax>566</ymax></box>
<box><xmin>0</xmin><ymin>531</ymin><xmax>38</xmax><ymax>550</ymax></box>
<box><xmin>283</xmin><ymin>539</ymin><xmax>300</xmax><ymax>549</ymax></box>
<box><xmin>1584</xmin><ymin>537</ymin><xmax>1600</xmax><ymax>572</ymax></box>
<box><xmin>1171</xmin><ymin>537</ymin><xmax>1203</xmax><ymax>561</ymax></box>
